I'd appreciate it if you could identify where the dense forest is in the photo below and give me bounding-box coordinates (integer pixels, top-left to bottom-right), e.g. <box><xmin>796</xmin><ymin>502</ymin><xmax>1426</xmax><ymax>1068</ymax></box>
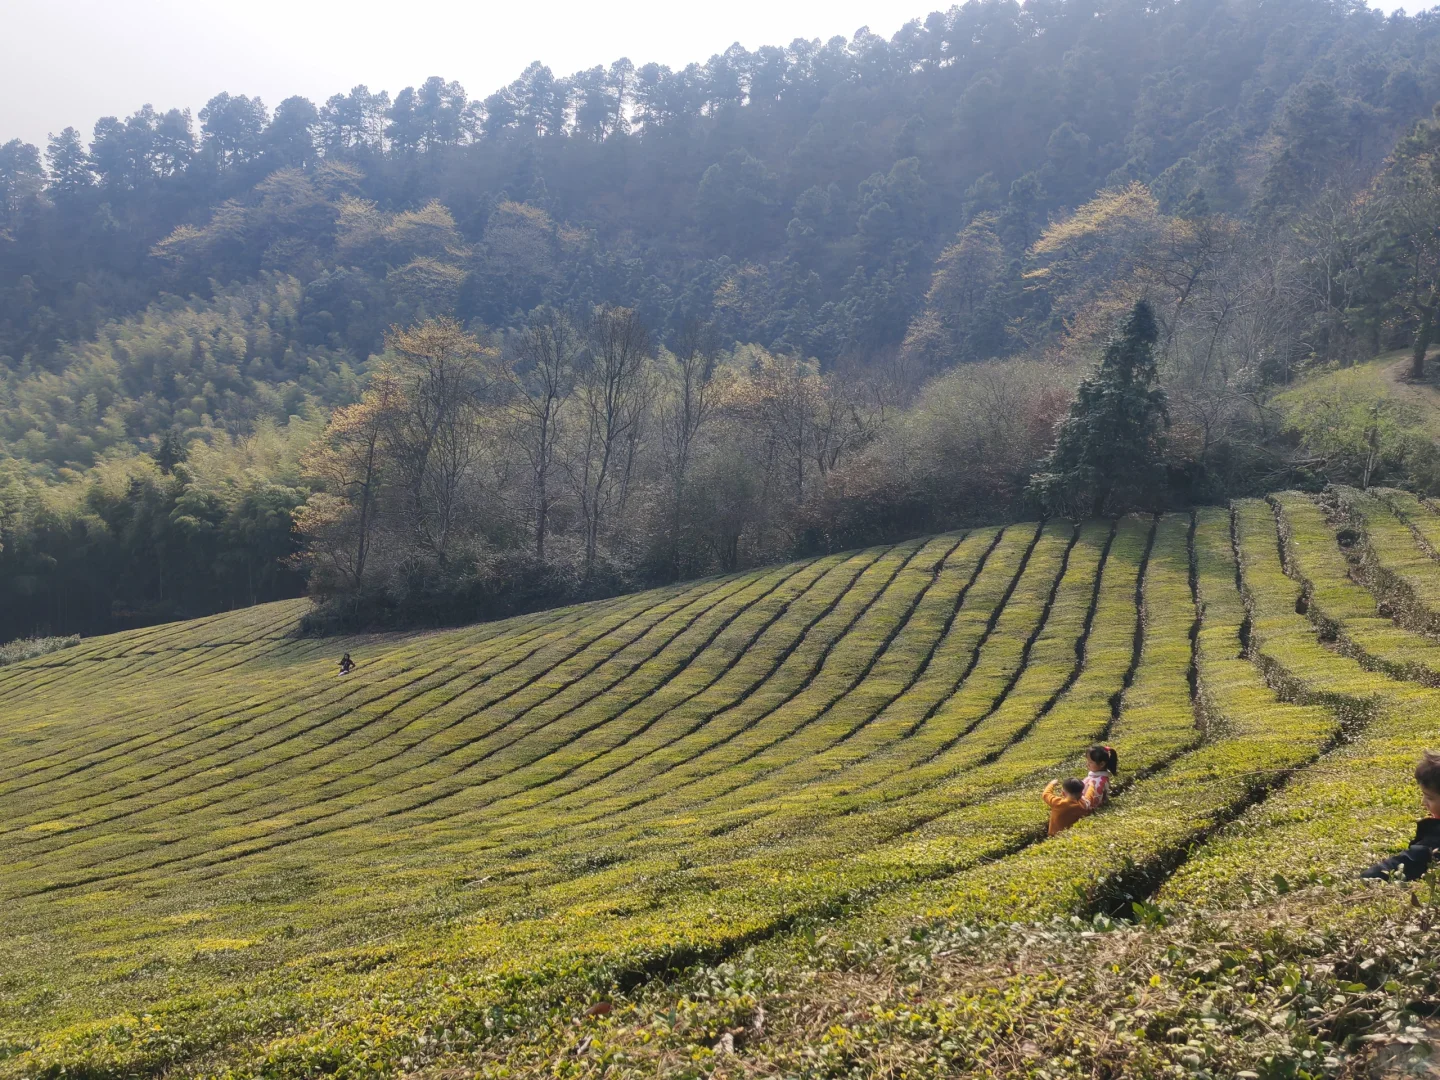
<box><xmin>4</xmin><ymin>0</ymin><xmax>1440</xmax><ymax>637</ymax></box>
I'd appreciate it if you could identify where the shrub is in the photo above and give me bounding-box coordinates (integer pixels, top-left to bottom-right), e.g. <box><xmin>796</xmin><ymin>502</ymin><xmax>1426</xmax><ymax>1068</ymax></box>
<box><xmin>0</xmin><ymin>634</ymin><xmax>79</xmax><ymax>666</ymax></box>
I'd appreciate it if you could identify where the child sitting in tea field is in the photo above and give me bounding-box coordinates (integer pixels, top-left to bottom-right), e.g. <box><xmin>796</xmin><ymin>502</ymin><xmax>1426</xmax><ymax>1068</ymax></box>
<box><xmin>1361</xmin><ymin>751</ymin><xmax>1440</xmax><ymax>882</ymax></box>
<box><xmin>1082</xmin><ymin>744</ymin><xmax>1118</xmax><ymax>809</ymax></box>
<box><xmin>1043</xmin><ymin>778</ymin><xmax>1089</xmax><ymax>836</ymax></box>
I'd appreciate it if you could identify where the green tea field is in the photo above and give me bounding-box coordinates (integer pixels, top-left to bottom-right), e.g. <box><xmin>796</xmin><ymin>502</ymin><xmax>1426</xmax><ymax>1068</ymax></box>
<box><xmin>4</xmin><ymin>492</ymin><xmax>1440</xmax><ymax>1078</ymax></box>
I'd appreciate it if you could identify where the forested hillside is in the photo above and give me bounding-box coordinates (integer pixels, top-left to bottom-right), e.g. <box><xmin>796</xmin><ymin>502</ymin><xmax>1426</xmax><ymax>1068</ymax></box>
<box><xmin>7</xmin><ymin>0</ymin><xmax>1440</xmax><ymax>365</ymax></box>
<box><xmin>4</xmin><ymin>0</ymin><xmax>1440</xmax><ymax>638</ymax></box>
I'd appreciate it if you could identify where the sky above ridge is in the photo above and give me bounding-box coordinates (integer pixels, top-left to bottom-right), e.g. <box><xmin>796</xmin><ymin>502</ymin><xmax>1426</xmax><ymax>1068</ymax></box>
<box><xmin>0</xmin><ymin>0</ymin><xmax>1426</xmax><ymax>151</ymax></box>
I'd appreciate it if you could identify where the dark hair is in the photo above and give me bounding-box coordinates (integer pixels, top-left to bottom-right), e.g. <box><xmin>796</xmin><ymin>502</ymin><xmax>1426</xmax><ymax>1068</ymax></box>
<box><xmin>1088</xmin><ymin>744</ymin><xmax>1119</xmax><ymax>774</ymax></box>
<box><xmin>1062</xmin><ymin>777</ymin><xmax>1085</xmax><ymax>798</ymax></box>
<box><xmin>1416</xmin><ymin>750</ymin><xmax>1440</xmax><ymax>794</ymax></box>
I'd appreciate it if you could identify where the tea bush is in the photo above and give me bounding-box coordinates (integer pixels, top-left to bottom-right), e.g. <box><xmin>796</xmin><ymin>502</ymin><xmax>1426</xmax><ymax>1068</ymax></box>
<box><xmin>2</xmin><ymin>504</ymin><xmax>1438</xmax><ymax>1077</ymax></box>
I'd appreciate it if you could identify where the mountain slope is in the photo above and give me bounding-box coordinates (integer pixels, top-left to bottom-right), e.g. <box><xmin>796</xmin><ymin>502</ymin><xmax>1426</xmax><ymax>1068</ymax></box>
<box><xmin>1</xmin><ymin>496</ymin><xmax>1438</xmax><ymax>1075</ymax></box>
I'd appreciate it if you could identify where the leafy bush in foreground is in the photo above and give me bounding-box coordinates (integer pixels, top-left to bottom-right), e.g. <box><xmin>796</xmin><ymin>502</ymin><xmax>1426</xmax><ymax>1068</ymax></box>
<box><xmin>453</xmin><ymin>885</ymin><xmax>1440</xmax><ymax>1079</ymax></box>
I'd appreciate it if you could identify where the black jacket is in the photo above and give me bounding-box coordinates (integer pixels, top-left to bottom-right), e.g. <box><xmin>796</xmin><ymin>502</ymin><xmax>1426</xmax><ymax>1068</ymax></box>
<box><xmin>1361</xmin><ymin>817</ymin><xmax>1440</xmax><ymax>882</ymax></box>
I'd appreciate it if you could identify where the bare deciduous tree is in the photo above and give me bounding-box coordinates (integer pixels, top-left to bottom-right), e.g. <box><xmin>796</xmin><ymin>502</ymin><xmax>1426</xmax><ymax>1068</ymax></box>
<box><xmin>384</xmin><ymin>317</ymin><xmax>490</xmax><ymax>564</ymax></box>
<box><xmin>571</xmin><ymin>306</ymin><xmax>651</xmax><ymax>575</ymax></box>
<box><xmin>659</xmin><ymin>319</ymin><xmax>719</xmax><ymax>575</ymax></box>
<box><xmin>296</xmin><ymin>370</ymin><xmax>399</xmax><ymax>591</ymax></box>
<box><xmin>502</xmin><ymin>307</ymin><xmax>579</xmax><ymax>559</ymax></box>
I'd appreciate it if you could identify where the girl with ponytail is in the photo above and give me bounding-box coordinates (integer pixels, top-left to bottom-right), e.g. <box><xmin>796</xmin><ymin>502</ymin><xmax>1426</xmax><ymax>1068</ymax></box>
<box><xmin>1082</xmin><ymin>744</ymin><xmax>1118</xmax><ymax>809</ymax></box>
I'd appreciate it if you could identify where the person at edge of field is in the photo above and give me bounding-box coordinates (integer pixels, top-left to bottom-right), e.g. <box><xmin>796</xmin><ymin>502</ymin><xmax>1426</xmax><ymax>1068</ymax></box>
<box><xmin>1361</xmin><ymin>751</ymin><xmax>1440</xmax><ymax>882</ymax></box>
<box><xmin>339</xmin><ymin>652</ymin><xmax>355</xmax><ymax>677</ymax></box>
<box><xmin>1081</xmin><ymin>744</ymin><xmax>1118</xmax><ymax>810</ymax></box>
<box><xmin>1043</xmin><ymin>778</ymin><xmax>1089</xmax><ymax>836</ymax></box>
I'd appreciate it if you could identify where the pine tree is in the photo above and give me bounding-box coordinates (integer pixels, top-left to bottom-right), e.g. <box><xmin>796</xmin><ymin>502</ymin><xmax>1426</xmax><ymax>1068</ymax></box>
<box><xmin>153</xmin><ymin>429</ymin><xmax>187</xmax><ymax>475</ymax></box>
<box><xmin>1028</xmin><ymin>300</ymin><xmax>1169</xmax><ymax>518</ymax></box>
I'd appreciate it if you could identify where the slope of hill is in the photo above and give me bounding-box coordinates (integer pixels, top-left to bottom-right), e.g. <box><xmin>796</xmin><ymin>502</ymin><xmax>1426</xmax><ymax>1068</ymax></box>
<box><xmin>2</xmin><ymin>494</ymin><xmax>1440</xmax><ymax>1076</ymax></box>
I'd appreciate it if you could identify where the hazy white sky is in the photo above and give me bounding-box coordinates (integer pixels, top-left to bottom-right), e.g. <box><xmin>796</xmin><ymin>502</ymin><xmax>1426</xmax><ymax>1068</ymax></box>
<box><xmin>0</xmin><ymin>0</ymin><xmax>1424</xmax><ymax>149</ymax></box>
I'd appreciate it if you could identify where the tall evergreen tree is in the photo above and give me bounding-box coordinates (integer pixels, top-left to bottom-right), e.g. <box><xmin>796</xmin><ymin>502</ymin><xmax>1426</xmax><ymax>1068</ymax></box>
<box><xmin>1028</xmin><ymin>299</ymin><xmax>1169</xmax><ymax>518</ymax></box>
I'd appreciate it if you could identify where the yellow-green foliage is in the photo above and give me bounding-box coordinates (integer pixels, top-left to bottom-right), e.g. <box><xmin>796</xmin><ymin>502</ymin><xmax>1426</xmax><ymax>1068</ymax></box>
<box><xmin>1163</xmin><ymin>497</ymin><xmax>1440</xmax><ymax>903</ymax></box>
<box><xmin>0</xmin><ymin>635</ymin><xmax>79</xmax><ymax>666</ymax></box>
<box><xmin>1272</xmin><ymin>490</ymin><xmax>1440</xmax><ymax>683</ymax></box>
<box><xmin>1</xmin><ymin>504</ymin><xmax>1438</xmax><ymax>1077</ymax></box>
<box><xmin>882</xmin><ymin>508</ymin><xmax>1336</xmax><ymax>925</ymax></box>
<box><xmin>1273</xmin><ymin>366</ymin><xmax>1440</xmax><ymax>490</ymax></box>
<box><xmin>1343</xmin><ymin>485</ymin><xmax>1440</xmax><ymax>634</ymax></box>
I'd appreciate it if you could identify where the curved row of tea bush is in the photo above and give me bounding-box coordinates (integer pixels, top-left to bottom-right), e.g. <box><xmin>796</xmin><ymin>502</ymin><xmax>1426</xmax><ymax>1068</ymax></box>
<box><xmin>6</xmin><ymin>497</ymin><xmax>1440</xmax><ymax>1077</ymax></box>
<box><xmin>1338</xmin><ymin>486</ymin><xmax>1440</xmax><ymax>636</ymax></box>
<box><xmin>1160</xmin><ymin>495</ymin><xmax>1440</xmax><ymax>903</ymax></box>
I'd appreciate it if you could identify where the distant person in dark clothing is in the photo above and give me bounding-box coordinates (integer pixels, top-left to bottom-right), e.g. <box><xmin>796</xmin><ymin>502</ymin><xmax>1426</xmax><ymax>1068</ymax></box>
<box><xmin>339</xmin><ymin>652</ymin><xmax>355</xmax><ymax>676</ymax></box>
<box><xmin>1362</xmin><ymin>751</ymin><xmax>1440</xmax><ymax>882</ymax></box>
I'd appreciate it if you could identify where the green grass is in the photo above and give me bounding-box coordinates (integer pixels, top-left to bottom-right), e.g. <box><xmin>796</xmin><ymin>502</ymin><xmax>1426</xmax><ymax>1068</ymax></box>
<box><xmin>2</xmin><ymin>506</ymin><xmax>1438</xmax><ymax>1078</ymax></box>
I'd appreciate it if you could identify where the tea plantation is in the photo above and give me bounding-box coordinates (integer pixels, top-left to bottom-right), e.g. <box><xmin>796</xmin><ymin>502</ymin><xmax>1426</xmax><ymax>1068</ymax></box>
<box><xmin>4</xmin><ymin>496</ymin><xmax>1440</xmax><ymax>1078</ymax></box>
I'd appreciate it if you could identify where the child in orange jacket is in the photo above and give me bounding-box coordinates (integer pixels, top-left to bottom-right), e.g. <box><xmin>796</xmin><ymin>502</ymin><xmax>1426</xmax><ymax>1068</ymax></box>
<box><xmin>1043</xmin><ymin>778</ymin><xmax>1089</xmax><ymax>836</ymax></box>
